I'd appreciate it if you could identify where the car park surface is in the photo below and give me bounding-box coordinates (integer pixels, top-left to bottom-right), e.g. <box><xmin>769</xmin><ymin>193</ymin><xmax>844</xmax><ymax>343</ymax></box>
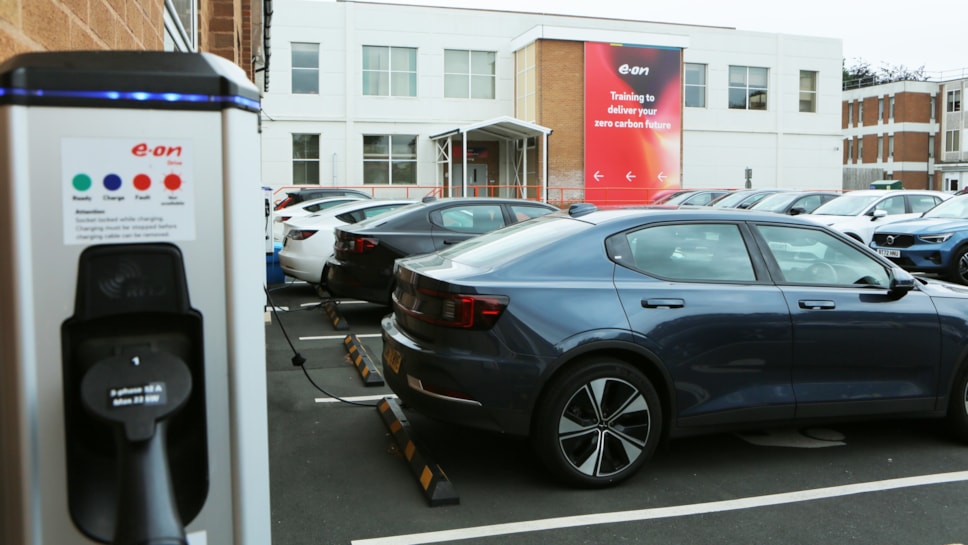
<box><xmin>264</xmin><ymin>281</ymin><xmax>968</xmax><ymax>545</ymax></box>
<box><xmin>799</xmin><ymin>189</ymin><xmax>950</xmax><ymax>244</ymax></box>
<box><xmin>870</xmin><ymin>193</ymin><xmax>968</xmax><ymax>284</ymax></box>
<box><xmin>279</xmin><ymin>199</ymin><xmax>414</xmax><ymax>284</ymax></box>
<box><xmin>325</xmin><ymin>197</ymin><xmax>558</xmax><ymax>305</ymax></box>
<box><xmin>380</xmin><ymin>204</ymin><xmax>968</xmax><ymax>487</ymax></box>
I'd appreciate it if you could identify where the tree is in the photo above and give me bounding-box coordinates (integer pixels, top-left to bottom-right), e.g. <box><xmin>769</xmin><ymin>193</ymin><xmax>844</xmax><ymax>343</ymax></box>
<box><xmin>843</xmin><ymin>58</ymin><xmax>928</xmax><ymax>90</ymax></box>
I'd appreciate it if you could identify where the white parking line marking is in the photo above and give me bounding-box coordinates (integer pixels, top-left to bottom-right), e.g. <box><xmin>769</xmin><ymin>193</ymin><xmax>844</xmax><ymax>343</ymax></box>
<box><xmin>350</xmin><ymin>471</ymin><xmax>968</xmax><ymax>545</ymax></box>
<box><xmin>315</xmin><ymin>394</ymin><xmax>395</xmax><ymax>404</ymax></box>
<box><xmin>299</xmin><ymin>333</ymin><xmax>382</xmax><ymax>341</ymax></box>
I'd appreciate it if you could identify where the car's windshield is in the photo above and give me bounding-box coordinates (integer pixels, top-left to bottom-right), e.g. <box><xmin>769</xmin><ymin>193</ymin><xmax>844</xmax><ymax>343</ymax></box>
<box><xmin>811</xmin><ymin>194</ymin><xmax>882</xmax><ymax>216</ymax></box>
<box><xmin>750</xmin><ymin>193</ymin><xmax>798</xmax><ymax>212</ymax></box>
<box><xmin>923</xmin><ymin>195</ymin><xmax>968</xmax><ymax>219</ymax></box>
<box><xmin>438</xmin><ymin>214</ymin><xmax>586</xmax><ymax>267</ymax></box>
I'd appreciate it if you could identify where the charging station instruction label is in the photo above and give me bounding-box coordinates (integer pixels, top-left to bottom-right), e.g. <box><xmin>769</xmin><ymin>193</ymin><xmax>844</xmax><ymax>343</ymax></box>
<box><xmin>62</xmin><ymin>137</ymin><xmax>196</xmax><ymax>245</ymax></box>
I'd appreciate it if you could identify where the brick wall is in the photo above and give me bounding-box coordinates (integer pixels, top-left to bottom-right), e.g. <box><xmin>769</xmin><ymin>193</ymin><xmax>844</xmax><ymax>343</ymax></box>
<box><xmin>535</xmin><ymin>39</ymin><xmax>585</xmax><ymax>192</ymax></box>
<box><xmin>1</xmin><ymin>0</ymin><xmax>253</xmax><ymax>81</ymax></box>
<box><xmin>0</xmin><ymin>0</ymin><xmax>163</xmax><ymax>65</ymax></box>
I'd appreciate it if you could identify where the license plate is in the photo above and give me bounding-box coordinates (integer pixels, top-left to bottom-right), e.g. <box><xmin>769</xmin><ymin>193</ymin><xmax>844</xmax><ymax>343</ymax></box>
<box><xmin>383</xmin><ymin>345</ymin><xmax>402</xmax><ymax>374</ymax></box>
<box><xmin>877</xmin><ymin>248</ymin><xmax>900</xmax><ymax>258</ymax></box>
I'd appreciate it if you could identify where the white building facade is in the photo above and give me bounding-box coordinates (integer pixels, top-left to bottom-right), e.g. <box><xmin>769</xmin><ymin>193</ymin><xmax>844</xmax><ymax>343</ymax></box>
<box><xmin>260</xmin><ymin>0</ymin><xmax>844</xmax><ymax>204</ymax></box>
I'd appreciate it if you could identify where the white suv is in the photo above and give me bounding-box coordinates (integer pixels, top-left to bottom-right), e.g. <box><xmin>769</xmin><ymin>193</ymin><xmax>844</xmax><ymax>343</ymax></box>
<box><xmin>800</xmin><ymin>189</ymin><xmax>951</xmax><ymax>244</ymax></box>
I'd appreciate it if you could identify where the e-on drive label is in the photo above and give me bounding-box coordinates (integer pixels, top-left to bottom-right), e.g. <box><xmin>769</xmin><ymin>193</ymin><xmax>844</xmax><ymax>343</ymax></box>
<box><xmin>62</xmin><ymin>137</ymin><xmax>196</xmax><ymax>245</ymax></box>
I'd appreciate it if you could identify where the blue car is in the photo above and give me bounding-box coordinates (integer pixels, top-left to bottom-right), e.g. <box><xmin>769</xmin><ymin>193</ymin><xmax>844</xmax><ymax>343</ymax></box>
<box><xmin>383</xmin><ymin>204</ymin><xmax>968</xmax><ymax>488</ymax></box>
<box><xmin>870</xmin><ymin>194</ymin><xmax>968</xmax><ymax>284</ymax></box>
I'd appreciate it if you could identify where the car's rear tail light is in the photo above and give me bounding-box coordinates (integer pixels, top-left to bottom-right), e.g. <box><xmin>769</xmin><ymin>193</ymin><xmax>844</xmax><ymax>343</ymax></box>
<box><xmin>338</xmin><ymin>236</ymin><xmax>378</xmax><ymax>254</ymax></box>
<box><xmin>276</xmin><ymin>216</ymin><xmax>291</xmax><ymax>223</ymax></box>
<box><xmin>396</xmin><ymin>287</ymin><xmax>508</xmax><ymax>330</ymax></box>
<box><xmin>287</xmin><ymin>229</ymin><xmax>317</xmax><ymax>241</ymax></box>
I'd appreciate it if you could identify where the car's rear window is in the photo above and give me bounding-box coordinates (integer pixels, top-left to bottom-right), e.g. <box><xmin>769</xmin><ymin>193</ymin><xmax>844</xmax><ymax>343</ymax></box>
<box><xmin>438</xmin><ymin>215</ymin><xmax>586</xmax><ymax>267</ymax></box>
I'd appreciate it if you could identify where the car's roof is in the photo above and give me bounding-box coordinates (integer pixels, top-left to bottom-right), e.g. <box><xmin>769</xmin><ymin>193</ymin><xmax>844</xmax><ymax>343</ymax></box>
<box><xmin>560</xmin><ymin>204</ymin><xmax>822</xmax><ymax>227</ymax></box>
<box><xmin>839</xmin><ymin>189</ymin><xmax>947</xmax><ymax>196</ymax></box>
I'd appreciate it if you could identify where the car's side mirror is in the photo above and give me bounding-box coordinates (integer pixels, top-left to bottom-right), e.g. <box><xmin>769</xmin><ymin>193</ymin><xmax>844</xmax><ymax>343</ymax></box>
<box><xmin>888</xmin><ymin>267</ymin><xmax>916</xmax><ymax>296</ymax></box>
<box><xmin>788</xmin><ymin>207</ymin><xmax>806</xmax><ymax>216</ymax></box>
<box><xmin>871</xmin><ymin>209</ymin><xmax>888</xmax><ymax>221</ymax></box>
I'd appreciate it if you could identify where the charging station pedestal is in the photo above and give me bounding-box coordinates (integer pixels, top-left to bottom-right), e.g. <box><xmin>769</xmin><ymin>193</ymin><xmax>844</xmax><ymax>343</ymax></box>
<box><xmin>0</xmin><ymin>52</ymin><xmax>271</xmax><ymax>545</ymax></box>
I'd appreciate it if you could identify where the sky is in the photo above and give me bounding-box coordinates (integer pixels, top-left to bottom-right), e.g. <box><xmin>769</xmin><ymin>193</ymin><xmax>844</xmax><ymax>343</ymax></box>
<box><xmin>361</xmin><ymin>0</ymin><xmax>966</xmax><ymax>78</ymax></box>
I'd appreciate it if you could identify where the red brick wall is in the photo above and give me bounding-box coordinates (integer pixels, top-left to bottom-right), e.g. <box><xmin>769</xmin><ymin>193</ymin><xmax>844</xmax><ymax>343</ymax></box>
<box><xmin>535</xmin><ymin>39</ymin><xmax>585</xmax><ymax>192</ymax></box>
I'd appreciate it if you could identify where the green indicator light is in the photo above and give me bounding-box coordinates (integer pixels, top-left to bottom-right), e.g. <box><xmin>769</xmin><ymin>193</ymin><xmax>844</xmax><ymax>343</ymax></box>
<box><xmin>73</xmin><ymin>174</ymin><xmax>92</xmax><ymax>191</ymax></box>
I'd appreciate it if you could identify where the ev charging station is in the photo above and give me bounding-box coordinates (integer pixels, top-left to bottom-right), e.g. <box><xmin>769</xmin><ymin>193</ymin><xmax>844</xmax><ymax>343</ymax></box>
<box><xmin>0</xmin><ymin>52</ymin><xmax>271</xmax><ymax>544</ymax></box>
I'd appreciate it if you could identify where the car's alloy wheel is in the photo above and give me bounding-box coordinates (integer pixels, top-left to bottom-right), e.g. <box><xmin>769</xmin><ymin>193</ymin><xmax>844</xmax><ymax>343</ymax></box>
<box><xmin>533</xmin><ymin>358</ymin><xmax>661</xmax><ymax>487</ymax></box>
<box><xmin>949</xmin><ymin>247</ymin><xmax>968</xmax><ymax>285</ymax></box>
<box><xmin>946</xmin><ymin>363</ymin><xmax>968</xmax><ymax>442</ymax></box>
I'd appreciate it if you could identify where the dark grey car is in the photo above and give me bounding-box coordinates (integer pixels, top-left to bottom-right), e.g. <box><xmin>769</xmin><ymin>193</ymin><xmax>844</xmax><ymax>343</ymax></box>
<box><xmin>382</xmin><ymin>204</ymin><xmax>968</xmax><ymax>487</ymax></box>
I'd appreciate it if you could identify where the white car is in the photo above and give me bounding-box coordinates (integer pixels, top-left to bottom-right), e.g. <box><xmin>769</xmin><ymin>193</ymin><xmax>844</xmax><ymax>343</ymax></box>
<box><xmin>278</xmin><ymin>199</ymin><xmax>414</xmax><ymax>284</ymax></box>
<box><xmin>272</xmin><ymin>196</ymin><xmax>366</xmax><ymax>241</ymax></box>
<box><xmin>799</xmin><ymin>189</ymin><xmax>951</xmax><ymax>244</ymax></box>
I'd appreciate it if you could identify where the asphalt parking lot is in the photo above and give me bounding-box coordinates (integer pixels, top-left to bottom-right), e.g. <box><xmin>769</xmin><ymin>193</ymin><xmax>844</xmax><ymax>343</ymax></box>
<box><xmin>264</xmin><ymin>280</ymin><xmax>968</xmax><ymax>545</ymax></box>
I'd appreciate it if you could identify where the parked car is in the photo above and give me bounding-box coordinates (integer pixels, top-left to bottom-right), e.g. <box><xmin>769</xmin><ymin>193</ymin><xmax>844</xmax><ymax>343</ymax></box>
<box><xmin>747</xmin><ymin>190</ymin><xmax>841</xmax><ymax>215</ymax></box>
<box><xmin>870</xmin><ymin>194</ymin><xmax>968</xmax><ymax>284</ymax></box>
<box><xmin>800</xmin><ymin>189</ymin><xmax>950</xmax><ymax>245</ymax></box>
<box><xmin>273</xmin><ymin>187</ymin><xmax>372</xmax><ymax>211</ymax></box>
<box><xmin>278</xmin><ymin>199</ymin><xmax>414</xmax><ymax>284</ymax></box>
<box><xmin>272</xmin><ymin>196</ymin><xmax>366</xmax><ymax>240</ymax></box>
<box><xmin>655</xmin><ymin>189</ymin><xmax>731</xmax><ymax>206</ymax></box>
<box><xmin>381</xmin><ymin>204</ymin><xmax>968</xmax><ymax>488</ymax></box>
<box><xmin>705</xmin><ymin>188</ymin><xmax>788</xmax><ymax>209</ymax></box>
<box><xmin>325</xmin><ymin>197</ymin><xmax>558</xmax><ymax>304</ymax></box>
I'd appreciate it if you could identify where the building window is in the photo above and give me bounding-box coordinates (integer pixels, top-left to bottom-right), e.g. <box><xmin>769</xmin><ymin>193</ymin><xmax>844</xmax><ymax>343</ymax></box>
<box><xmin>685</xmin><ymin>63</ymin><xmax>706</xmax><ymax>108</ymax></box>
<box><xmin>847</xmin><ymin>101</ymin><xmax>853</xmax><ymax>125</ymax></box>
<box><xmin>946</xmin><ymin>130</ymin><xmax>961</xmax><ymax>152</ymax></box>
<box><xmin>728</xmin><ymin>66</ymin><xmax>768</xmax><ymax>110</ymax></box>
<box><xmin>847</xmin><ymin>139</ymin><xmax>853</xmax><ymax>162</ymax></box>
<box><xmin>165</xmin><ymin>0</ymin><xmax>196</xmax><ymax>51</ymax></box>
<box><xmin>292</xmin><ymin>134</ymin><xmax>320</xmax><ymax>185</ymax></box>
<box><xmin>877</xmin><ymin>136</ymin><xmax>883</xmax><ymax>160</ymax></box>
<box><xmin>890</xmin><ymin>96</ymin><xmax>895</xmax><ymax>119</ymax></box>
<box><xmin>878</xmin><ymin>98</ymin><xmax>884</xmax><ymax>121</ymax></box>
<box><xmin>948</xmin><ymin>89</ymin><xmax>962</xmax><ymax>112</ymax></box>
<box><xmin>291</xmin><ymin>43</ymin><xmax>319</xmax><ymax>94</ymax></box>
<box><xmin>444</xmin><ymin>49</ymin><xmax>495</xmax><ymax>99</ymax></box>
<box><xmin>931</xmin><ymin>94</ymin><xmax>937</xmax><ymax>120</ymax></box>
<box><xmin>889</xmin><ymin>135</ymin><xmax>895</xmax><ymax>158</ymax></box>
<box><xmin>929</xmin><ymin>135</ymin><xmax>935</xmax><ymax>158</ymax></box>
<box><xmin>515</xmin><ymin>45</ymin><xmax>536</xmax><ymax>122</ymax></box>
<box><xmin>363</xmin><ymin>46</ymin><xmax>417</xmax><ymax>97</ymax></box>
<box><xmin>363</xmin><ymin>135</ymin><xmax>417</xmax><ymax>184</ymax></box>
<box><xmin>799</xmin><ymin>70</ymin><xmax>817</xmax><ymax>113</ymax></box>
<box><xmin>857</xmin><ymin>138</ymin><xmax>863</xmax><ymax>162</ymax></box>
<box><xmin>858</xmin><ymin>101</ymin><xmax>863</xmax><ymax>123</ymax></box>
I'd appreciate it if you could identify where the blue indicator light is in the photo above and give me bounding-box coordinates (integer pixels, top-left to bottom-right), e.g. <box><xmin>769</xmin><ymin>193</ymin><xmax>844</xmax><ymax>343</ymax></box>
<box><xmin>0</xmin><ymin>87</ymin><xmax>259</xmax><ymax>112</ymax></box>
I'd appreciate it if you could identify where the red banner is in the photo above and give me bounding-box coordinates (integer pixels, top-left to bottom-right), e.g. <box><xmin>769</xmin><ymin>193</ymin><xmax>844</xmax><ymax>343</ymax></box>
<box><xmin>584</xmin><ymin>42</ymin><xmax>682</xmax><ymax>205</ymax></box>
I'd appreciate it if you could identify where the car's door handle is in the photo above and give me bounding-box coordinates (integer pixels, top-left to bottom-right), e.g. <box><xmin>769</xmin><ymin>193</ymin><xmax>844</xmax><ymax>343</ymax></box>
<box><xmin>799</xmin><ymin>300</ymin><xmax>836</xmax><ymax>310</ymax></box>
<box><xmin>642</xmin><ymin>298</ymin><xmax>685</xmax><ymax>309</ymax></box>
<box><xmin>442</xmin><ymin>239</ymin><xmax>461</xmax><ymax>245</ymax></box>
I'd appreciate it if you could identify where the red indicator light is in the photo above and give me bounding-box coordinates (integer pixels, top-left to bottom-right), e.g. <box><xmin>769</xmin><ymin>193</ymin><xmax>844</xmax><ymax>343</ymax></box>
<box><xmin>133</xmin><ymin>174</ymin><xmax>151</xmax><ymax>191</ymax></box>
<box><xmin>164</xmin><ymin>174</ymin><xmax>182</xmax><ymax>191</ymax></box>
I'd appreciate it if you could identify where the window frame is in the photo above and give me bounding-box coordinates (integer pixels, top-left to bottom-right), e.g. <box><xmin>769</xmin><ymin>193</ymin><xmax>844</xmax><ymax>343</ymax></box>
<box><xmin>798</xmin><ymin>70</ymin><xmax>817</xmax><ymax>113</ymax></box>
<box><xmin>362</xmin><ymin>134</ymin><xmax>418</xmax><ymax>185</ymax></box>
<box><xmin>362</xmin><ymin>45</ymin><xmax>417</xmax><ymax>97</ymax></box>
<box><xmin>684</xmin><ymin>63</ymin><xmax>707</xmax><ymax>108</ymax></box>
<box><xmin>948</xmin><ymin>89</ymin><xmax>962</xmax><ymax>113</ymax></box>
<box><xmin>291</xmin><ymin>42</ymin><xmax>320</xmax><ymax>94</ymax></box>
<box><xmin>728</xmin><ymin>65</ymin><xmax>769</xmax><ymax>111</ymax></box>
<box><xmin>444</xmin><ymin>49</ymin><xmax>496</xmax><ymax>99</ymax></box>
<box><xmin>292</xmin><ymin>133</ymin><xmax>320</xmax><ymax>185</ymax></box>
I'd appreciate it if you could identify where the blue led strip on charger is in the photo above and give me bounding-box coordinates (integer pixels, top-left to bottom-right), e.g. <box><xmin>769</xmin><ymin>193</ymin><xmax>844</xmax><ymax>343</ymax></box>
<box><xmin>0</xmin><ymin>87</ymin><xmax>260</xmax><ymax>112</ymax></box>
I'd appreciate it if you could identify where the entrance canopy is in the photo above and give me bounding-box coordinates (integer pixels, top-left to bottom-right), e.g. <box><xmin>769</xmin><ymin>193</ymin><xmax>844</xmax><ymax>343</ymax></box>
<box><xmin>430</xmin><ymin>116</ymin><xmax>552</xmax><ymax>200</ymax></box>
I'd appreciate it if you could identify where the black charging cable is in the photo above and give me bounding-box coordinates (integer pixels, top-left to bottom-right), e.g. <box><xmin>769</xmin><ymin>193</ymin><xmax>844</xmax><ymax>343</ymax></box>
<box><xmin>263</xmin><ymin>284</ymin><xmax>378</xmax><ymax>407</ymax></box>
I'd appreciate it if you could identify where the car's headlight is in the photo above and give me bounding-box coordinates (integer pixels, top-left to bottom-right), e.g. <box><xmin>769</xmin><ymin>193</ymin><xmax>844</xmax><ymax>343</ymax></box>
<box><xmin>918</xmin><ymin>233</ymin><xmax>953</xmax><ymax>243</ymax></box>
